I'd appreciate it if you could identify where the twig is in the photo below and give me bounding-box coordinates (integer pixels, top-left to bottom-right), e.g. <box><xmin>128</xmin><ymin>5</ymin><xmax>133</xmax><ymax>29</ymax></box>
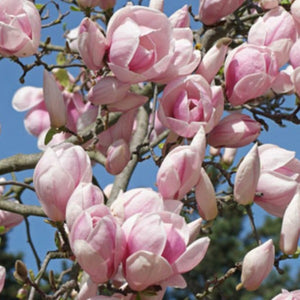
<box><xmin>0</xmin><ymin>180</ymin><xmax>35</xmax><ymax>191</ymax></box>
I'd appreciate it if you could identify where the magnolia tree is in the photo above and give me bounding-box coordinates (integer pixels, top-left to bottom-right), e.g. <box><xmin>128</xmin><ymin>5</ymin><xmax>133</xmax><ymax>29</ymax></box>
<box><xmin>1</xmin><ymin>0</ymin><xmax>300</xmax><ymax>299</ymax></box>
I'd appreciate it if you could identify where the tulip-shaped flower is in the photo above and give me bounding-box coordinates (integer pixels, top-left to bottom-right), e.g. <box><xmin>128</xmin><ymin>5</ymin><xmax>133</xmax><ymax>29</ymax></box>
<box><xmin>69</xmin><ymin>204</ymin><xmax>126</xmax><ymax>284</ymax></box>
<box><xmin>149</xmin><ymin>0</ymin><xmax>164</xmax><ymax>11</ymax></box>
<box><xmin>0</xmin><ymin>207</ymin><xmax>23</xmax><ymax>234</ymax></box>
<box><xmin>78</xmin><ymin>18</ymin><xmax>107</xmax><ymax>71</ymax></box>
<box><xmin>196</xmin><ymin>38</ymin><xmax>231</xmax><ymax>84</ymax></box>
<box><xmin>272</xmin><ymin>289</ymin><xmax>300</xmax><ymax>300</ymax></box>
<box><xmin>254</xmin><ymin>144</ymin><xmax>300</xmax><ymax>217</ymax></box>
<box><xmin>43</xmin><ymin>70</ymin><xmax>67</xmax><ymax>129</ymax></box>
<box><xmin>66</xmin><ymin>182</ymin><xmax>104</xmax><ymax>231</ymax></box>
<box><xmin>234</xmin><ymin>143</ymin><xmax>260</xmax><ymax>205</ymax></box>
<box><xmin>88</xmin><ymin>76</ymin><xmax>130</xmax><ymax>106</ymax></box>
<box><xmin>106</xmin><ymin>5</ymin><xmax>174</xmax><ymax>84</ymax></box>
<box><xmin>158</xmin><ymin>74</ymin><xmax>224</xmax><ymax>138</ymax></box>
<box><xmin>105</xmin><ymin>139</ymin><xmax>131</xmax><ymax>175</ymax></box>
<box><xmin>207</xmin><ymin>113</ymin><xmax>261</xmax><ymax>148</ymax></box>
<box><xmin>0</xmin><ymin>179</ymin><xmax>24</xmax><ymax>233</ymax></box>
<box><xmin>195</xmin><ymin>168</ymin><xmax>218</xmax><ymax>220</ymax></box>
<box><xmin>33</xmin><ymin>143</ymin><xmax>93</xmax><ymax>221</ymax></box>
<box><xmin>239</xmin><ymin>239</ymin><xmax>275</xmax><ymax>291</ymax></box>
<box><xmin>280</xmin><ymin>188</ymin><xmax>300</xmax><ymax>255</ymax></box>
<box><xmin>156</xmin><ymin>127</ymin><xmax>206</xmax><ymax>200</ymax></box>
<box><xmin>110</xmin><ymin>188</ymin><xmax>177</xmax><ymax>224</ymax></box>
<box><xmin>0</xmin><ymin>0</ymin><xmax>41</xmax><ymax>57</ymax></box>
<box><xmin>0</xmin><ymin>266</ymin><xmax>5</xmax><ymax>293</ymax></box>
<box><xmin>198</xmin><ymin>0</ymin><xmax>244</xmax><ymax>25</ymax></box>
<box><xmin>122</xmin><ymin>211</ymin><xmax>210</xmax><ymax>291</ymax></box>
<box><xmin>225</xmin><ymin>44</ymin><xmax>278</xmax><ymax>106</ymax></box>
<box><xmin>291</xmin><ymin>0</ymin><xmax>300</xmax><ymax>33</ymax></box>
<box><xmin>248</xmin><ymin>6</ymin><xmax>297</xmax><ymax>67</ymax></box>
<box><xmin>221</xmin><ymin>147</ymin><xmax>237</xmax><ymax>166</ymax></box>
<box><xmin>260</xmin><ymin>0</ymin><xmax>279</xmax><ymax>10</ymax></box>
<box><xmin>169</xmin><ymin>5</ymin><xmax>190</xmax><ymax>28</ymax></box>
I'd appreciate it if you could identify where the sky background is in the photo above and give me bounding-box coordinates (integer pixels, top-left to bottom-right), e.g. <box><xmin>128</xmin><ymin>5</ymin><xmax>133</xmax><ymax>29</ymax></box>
<box><xmin>0</xmin><ymin>0</ymin><xmax>300</xmax><ymax>287</ymax></box>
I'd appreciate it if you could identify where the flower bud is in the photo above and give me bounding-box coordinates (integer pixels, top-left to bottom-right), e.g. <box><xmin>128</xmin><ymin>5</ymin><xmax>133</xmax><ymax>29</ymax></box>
<box><xmin>280</xmin><ymin>188</ymin><xmax>300</xmax><ymax>255</ymax></box>
<box><xmin>33</xmin><ymin>143</ymin><xmax>92</xmax><ymax>221</ymax></box>
<box><xmin>207</xmin><ymin>113</ymin><xmax>261</xmax><ymax>148</ymax></box>
<box><xmin>105</xmin><ymin>139</ymin><xmax>131</xmax><ymax>175</ymax></box>
<box><xmin>78</xmin><ymin>18</ymin><xmax>107</xmax><ymax>71</ymax></box>
<box><xmin>234</xmin><ymin>144</ymin><xmax>260</xmax><ymax>205</ymax></box>
<box><xmin>43</xmin><ymin>70</ymin><xmax>66</xmax><ymax>129</ymax></box>
<box><xmin>239</xmin><ymin>239</ymin><xmax>274</xmax><ymax>291</ymax></box>
<box><xmin>195</xmin><ymin>168</ymin><xmax>218</xmax><ymax>220</ymax></box>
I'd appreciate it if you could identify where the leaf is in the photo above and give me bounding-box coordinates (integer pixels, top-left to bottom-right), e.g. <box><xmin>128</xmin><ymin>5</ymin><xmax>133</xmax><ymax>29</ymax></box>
<box><xmin>35</xmin><ymin>3</ymin><xmax>44</xmax><ymax>10</ymax></box>
<box><xmin>70</xmin><ymin>5</ymin><xmax>81</xmax><ymax>11</ymax></box>
<box><xmin>44</xmin><ymin>128</ymin><xmax>57</xmax><ymax>145</ymax></box>
<box><xmin>53</xmin><ymin>69</ymin><xmax>70</xmax><ymax>90</ymax></box>
<box><xmin>56</xmin><ymin>53</ymin><xmax>66</xmax><ymax>66</ymax></box>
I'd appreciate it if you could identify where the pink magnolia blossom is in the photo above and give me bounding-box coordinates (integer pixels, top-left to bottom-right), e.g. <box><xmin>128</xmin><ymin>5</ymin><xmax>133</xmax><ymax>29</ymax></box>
<box><xmin>154</xmin><ymin>27</ymin><xmax>201</xmax><ymax>83</ymax></box>
<box><xmin>291</xmin><ymin>0</ymin><xmax>300</xmax><ymax>34</ymax></box>
<box><xmin>156</xmin><ymin>127</ymin><xmax>206</xmax><ymax>200</ymax></box>
<box><xmin>158</xmin><ymin>74</ymin><xmax>224</xmax><ymax>138</ymax></box>
<box><xmin>105</xmin><ymin>139</ymin><xmax>131</xmax><ymax>175</ymax></box>
<box><xmin>88</xmin><ymin>77</ymin><xmax>130</xmax><ymax>106</ymax></box>
<box><xmin>106</xmin><ymin>5</ymin><xmax>174</xmax><ymax>84</ymax></box>
<box><xmin>272</xmin><ymin>289</ymin><xmax>300</xmax><ymax>300</ymax></box>
<box><xmin>66</xmin><ymin>182</ymin><xmax>104</xmax><ymax>231</ymax></box>
<box><xmin>280</xmin><ymin>188</ymin><xmax>300</xmax><ymax>255</ymax></box>
<box><xmin>169</xmin><ymin>5</ymin><xmax>190</xmax><ymax>28</ymax></box>
<box><xmin>12</xmin><ymin>77</ymin><xmax>97</xmax><ymax>147</ymax></box>
<box><xmin>0</xmin><ymin>0</ymin><xmax>41</xmax><ymax>57</ymax></box>
<box><xmin>33</xmin><ymin>143</ymin><xmax>93</xmax><ymax>221</ymax></box>
<box><xmin>254</xmin><ymin>144</ymin><xmax>300</xmax><ymax>217</ymax></box>
<box><xmin>149</xmin><ymin>0</ymin><xmax>163</xmax><ymax>11</ymax></box>
<box><xmin>260</xmin><ymin>0</ymin><xmax>279</xmax><ymax>10</ymax></box>
<box><xmin>0</xmin><ymin>206</ymin><xmax>23</xmax><ymax>234</ymax></box>
<box><xmin>196</xmin><ymin>38</ymin><xmax>231</xmax><ymax>84</ymax></box>
<box><xmin>207</xmin><ymin>113</ymin><xmax>261</xmax><ymax>148</ymax></box>
<box><xmin>271</xmin><ymin>65</ymin><xmax>294</xmax><ymax>95</ymax></box>
<box><xmin>195</xmin><ymin>168</ymin><xmax>218</xmax><ymax>220</ymax></box>
<box><xmin>234</xmin><ymin>143</ymin><xmax>260</xmax><ymax>205</ymax></box>
<box><xmin>289</xmin><ymin>39</ymin><xmax>300</xmax><ymax>96</ymax></box>
<box><xmin>43</xmin><ymin>70</ymin><xmax>66</xmax><ymax>128</ymax></box>
<box><xmin>99</xmin><ymin>0</ymin><xmax>116</xmax><ymax>10</ymax></box>
<box><xmin>248</xmin><ymin>6</ymin><xmax>297</xmax><ymax>67</ymax></box>
<box><xmin>69</xmin><ymin>204</ymin><xmax>126</xmax><ymax>284</ymax></box>
<box><xmin>225</xmin><ymin>44</ymin><xmax>279</xmax><ymax>106</ymax></box>
<box><xmin>12</xmin><ymin>86</ymin><xmax>48</xmax><ymax>137</ymax></box>
<box><xmin>110</xmin><ymin>188</ymin><xmax>182</xmax><ymax>225</ymax></box>
<box><xmin>78</xmin><ymin>18</ymin><xmax>107</xmax><ymax>71</ymax></box>
<box><xmin>96</xmin><ymin>109</ymin><xmax>136</xmax><ymax>157</ymax></box>
<box><xmin>122</xmin><ymin>211</ymin><xmax>210</xmax><ymax>291</ymax></box>
<box><xmin>0</xmin><ymin>266</ymin><xmax>5</xmax><ymax>293</ymax></box>
<box><xmin>198</xmin><ymin>0</ymin><xmax>244</xmax><ymax>25</ymax></box>
<box><xmin>221</xmin><ymin>147</ymin><xmax>237</xmax><ymax>166</ymax></box>
<box><xmin>240</xmin><ymin>239</ymin><xmax>274</xmax><ymax>291</ymax></box>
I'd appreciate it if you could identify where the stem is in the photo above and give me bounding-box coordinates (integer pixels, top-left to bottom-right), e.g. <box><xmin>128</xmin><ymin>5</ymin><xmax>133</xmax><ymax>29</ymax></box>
<box><xmin>246</xmin><ymin>205</ymin><xmax>261</xmax><ymax>245</ymax></box>
<box><xmin>0</xmin><ymin>200</ymin><xmax>45</xmax><ymax>217</ymax></box>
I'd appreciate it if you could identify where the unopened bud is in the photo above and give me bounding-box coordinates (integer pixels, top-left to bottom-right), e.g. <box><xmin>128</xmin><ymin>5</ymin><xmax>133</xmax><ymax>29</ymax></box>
<box><xmin>14</xmin><ymin>260</ymin><xmax>28</xmax><ymax>283</ymax></box>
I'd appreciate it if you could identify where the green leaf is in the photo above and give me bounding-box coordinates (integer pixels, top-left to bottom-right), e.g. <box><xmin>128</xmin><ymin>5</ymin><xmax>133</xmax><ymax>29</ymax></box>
<box><xmin>56</xmin><ymin>53</ymin><xmax>67</xmax><ymax>66</ymax></box>
<box><xmin>70</xmin><ymin>5</ymin><xmax>81</xmax><ymax>11</ymax></box>
<box><xmin>54</xmin><ymin>69</ymin><xmax>70</xmax><ymax>90</ymax></box>
<box><xmin>0</xmin><ymin>226</ymin><xmax>5</xmax><ymax>234</ymax></box>
<box><xmin>44</xmin><ymin>128</ymin><xmax>57</xmax><ymax>145</ymax></box>
<box><xmin>35</xmin><ymin>3</ymin><xmax>44</xmax><ymax>10</ymax></box>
